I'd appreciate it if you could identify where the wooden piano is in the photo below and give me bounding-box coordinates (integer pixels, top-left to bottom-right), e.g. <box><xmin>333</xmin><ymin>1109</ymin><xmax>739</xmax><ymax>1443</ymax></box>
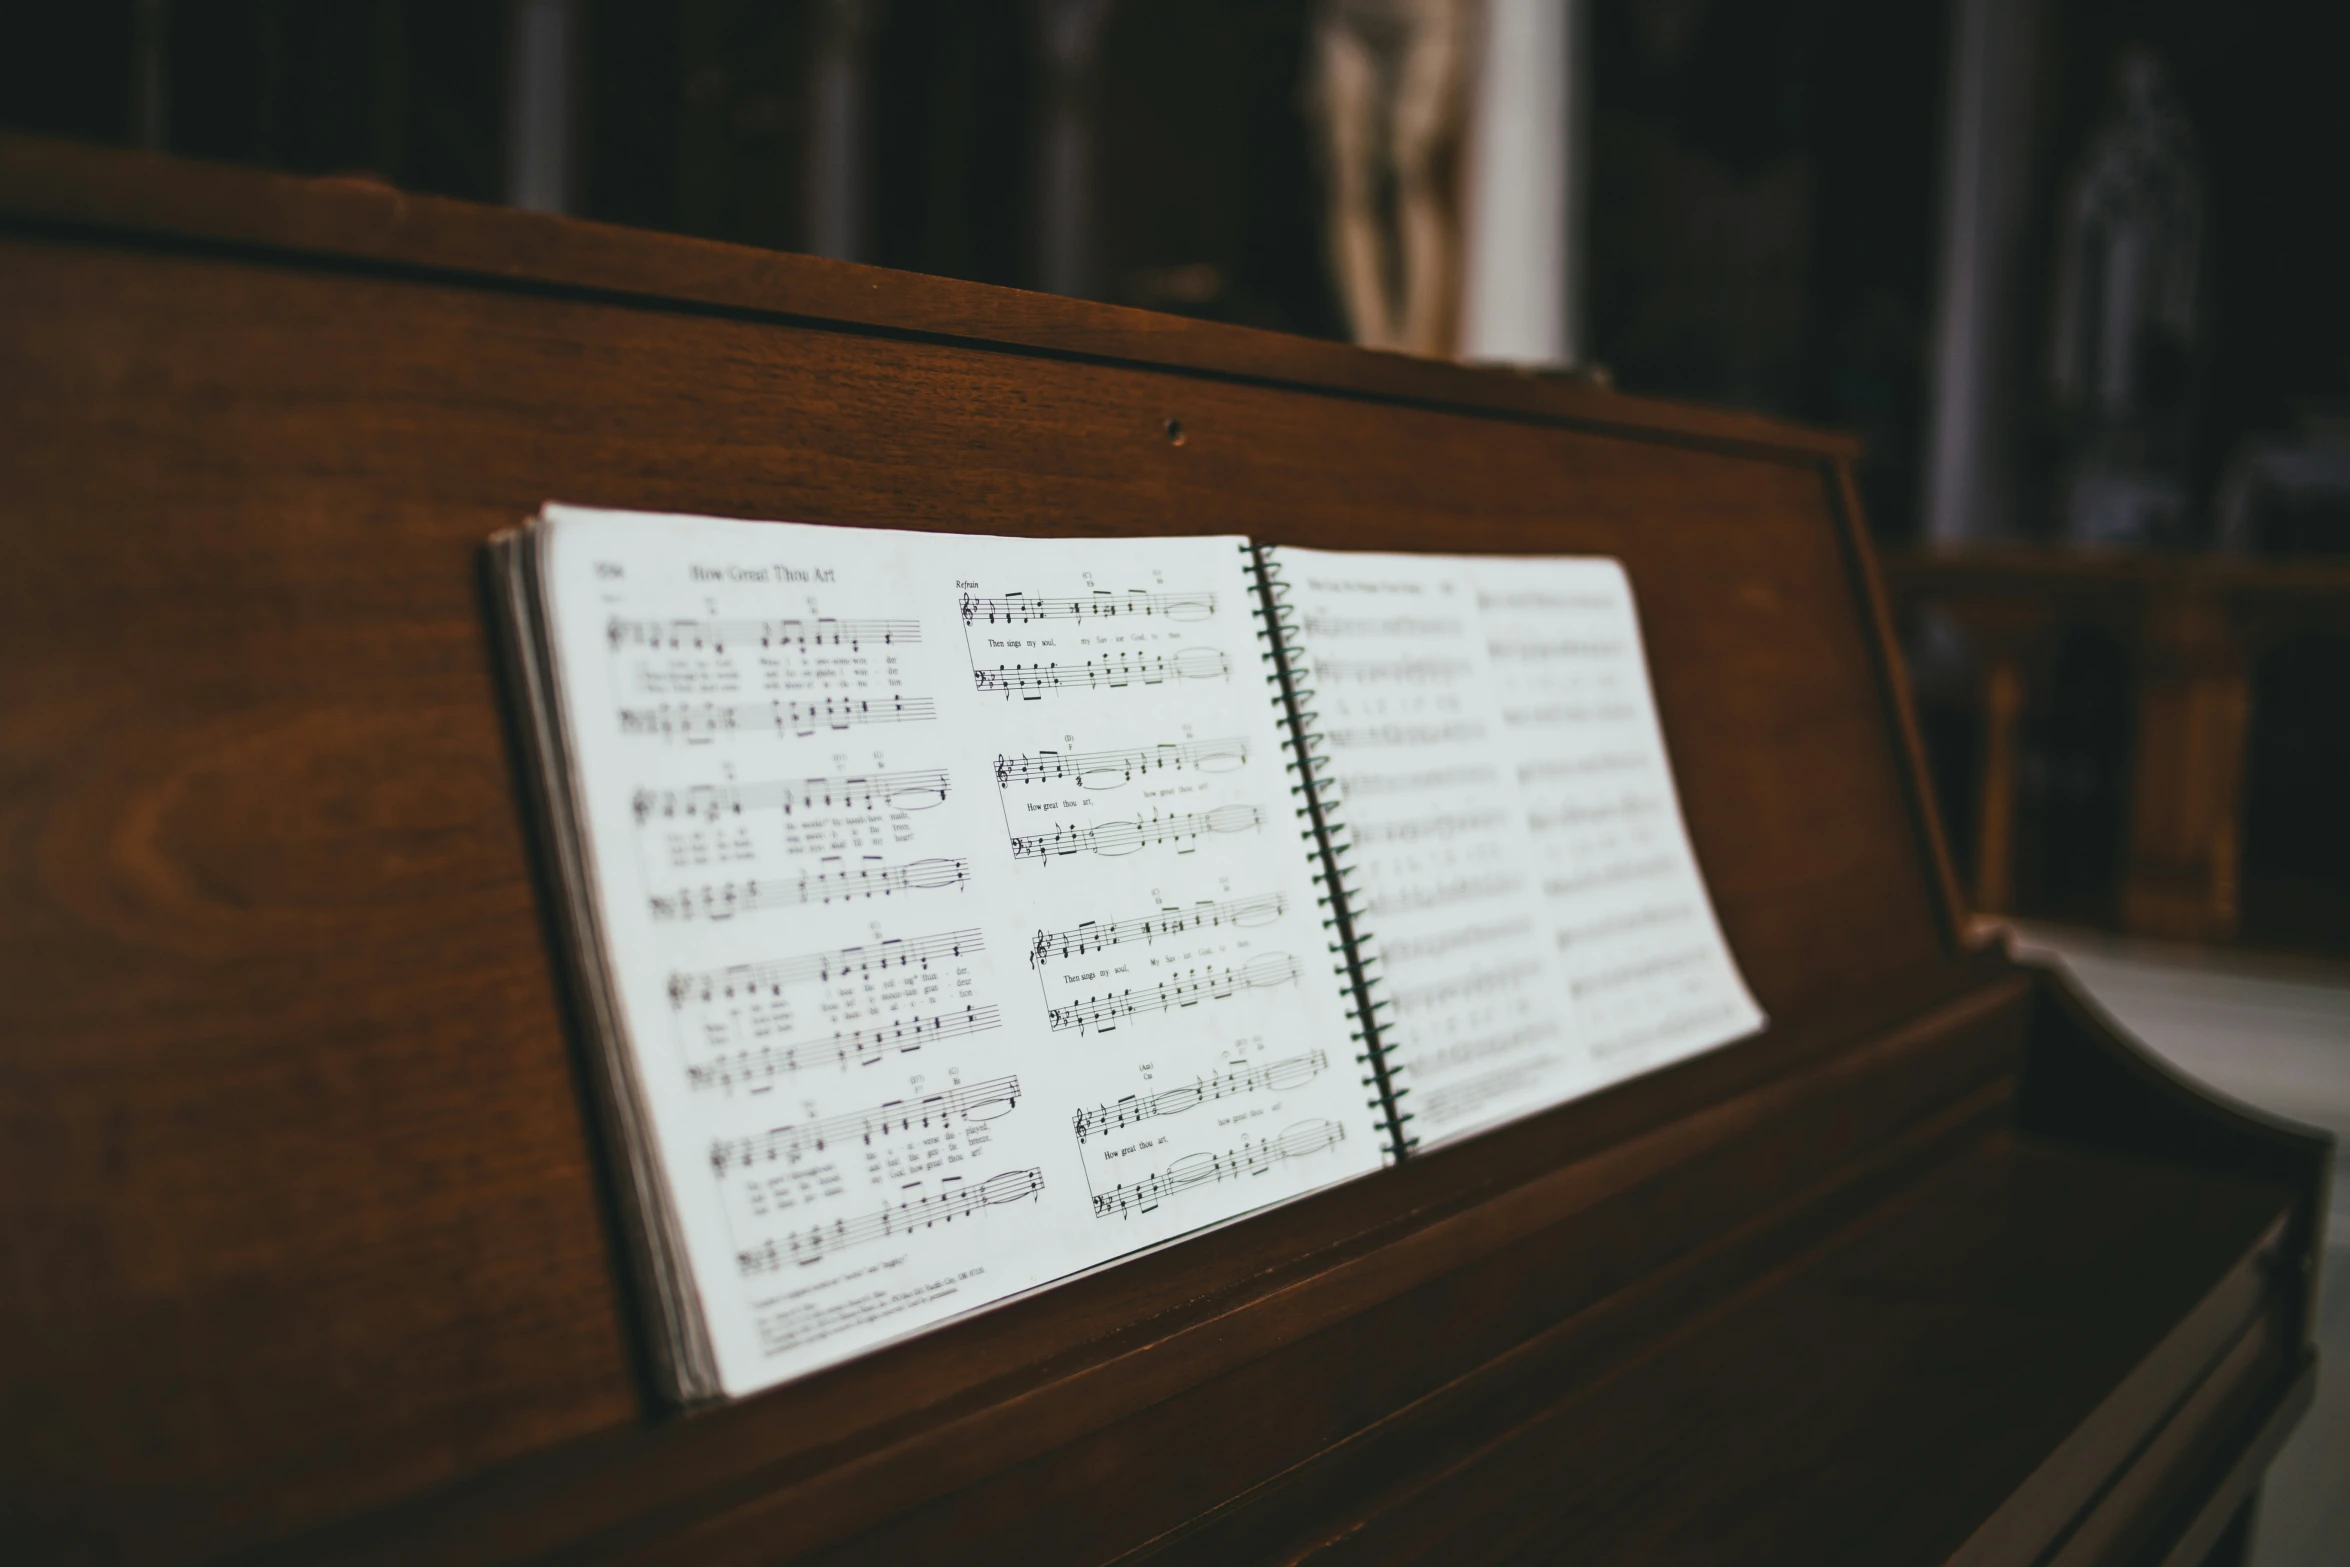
<box><xmin>0</xmin><ymin>135</ymin><xmax>2327</xmax><ymax>1566</ymax></box>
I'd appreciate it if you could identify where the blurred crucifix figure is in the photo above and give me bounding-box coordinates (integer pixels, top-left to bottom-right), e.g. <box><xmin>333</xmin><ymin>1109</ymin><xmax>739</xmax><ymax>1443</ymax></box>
<box><xmin>1310</xmin><ymin>0</ymin><xmax>1477</xmax><ymax>356</ymax></box>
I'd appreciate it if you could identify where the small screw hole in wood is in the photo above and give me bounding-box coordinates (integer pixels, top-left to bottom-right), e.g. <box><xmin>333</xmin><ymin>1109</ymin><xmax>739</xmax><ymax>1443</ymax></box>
<box><xmin>1163</xmin><ymin>418</ymin><xmax>1186</xmax><ymax>446</ymax></box>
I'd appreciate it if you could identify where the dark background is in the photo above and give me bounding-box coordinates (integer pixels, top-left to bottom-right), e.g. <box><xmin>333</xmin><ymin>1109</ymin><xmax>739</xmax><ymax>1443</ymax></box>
<box><xmin>4</xmin><ymin>0</ymin><xmax>2345</xmax><ymax>948</ymax></box>
<box><xmin>9</xmin><ymin>1</ymin><xmax>2343</xmax><ymax>545</ymax></box>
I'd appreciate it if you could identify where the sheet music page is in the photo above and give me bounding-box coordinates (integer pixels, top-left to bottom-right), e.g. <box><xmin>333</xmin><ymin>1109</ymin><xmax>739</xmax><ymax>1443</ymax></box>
<box><xmin>1466</xmin><ymin>557</ymin><xmax>1765</xmax><ymax>1081</ymax></box>
<box><xmin>1268</xmin><ymin>548</ymin><xmax>1596</xmax><ymax>1145</ymax></box>
<box><xmin>535</xmin><ymin>507</ymin><xmax>1377</xmax><ymax>1397</ymax></box>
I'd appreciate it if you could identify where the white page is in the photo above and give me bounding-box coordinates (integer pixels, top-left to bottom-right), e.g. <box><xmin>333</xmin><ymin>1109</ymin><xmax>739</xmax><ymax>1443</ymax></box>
<box><xmin>537</xmin><ymin>507</ymin><xmax>1380</xmax><ymax>1397</ymax></box>
<box><xmin>1268</xmin><ymin>547</ymin><xmax>1596</xmax><ymax>1145</ymax></box>
<box><xmin>1468</xmin><ymin>557</ymin><xmax>1765</xmax><ymax>1080</ymax></box>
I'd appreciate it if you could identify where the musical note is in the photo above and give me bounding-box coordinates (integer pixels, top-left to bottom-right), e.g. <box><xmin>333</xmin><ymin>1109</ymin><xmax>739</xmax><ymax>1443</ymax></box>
<box><xmin>609</xmin><ymin>614</ymin><xmax>921</xmax><ymax>652</ymax></box>
<box><xmin>1524</xmin><ymin>796</ymin><xmax>1664</xmax><ymax>836</ymax></box>
<box><xmin>633</xmin><ymin>769</ymin><xmax>951</xmax><ymax>824</ymax></box>
<box><xmin>711</xmin><ymin>1075</ymin><xmax>1021</xmax><ymax>1173</ymax></box>
<box><xmin>1071</xmin><ymin>1052</ymin><xmax>1326</xmax><ymax>1142</ymax></box>
<box><xmin>1486</xmin><ymin>637</ymin><xmax>1625</xmax><ymax>663</ymax></box>
<box><xmin>1322</xmin><ymin>720</ymin><xmax>1485</xmax><ymax>749</ymax></box>
<box><xmin>1030</xmin><ymin>892</ymin><xmax>1285</xmax><ymax>968</ymax></box>
<box><xmin>1311</xmin><ymin>658</ymin><xmax>1476</xmax><ymax>685</ymax></box>
<box><xmin>1540</xmin><ymin>856</ymin><xmax>1674</xmax><ymax>900</ymax></box>
<box><xmin>993</xmin><ymin>737</ymin><xmax>1247</xmax><ymax>790</ymax></box>
<box><xmin>671</xmin><ymin>927</ymin><xmax>984</xmax><ymax>1008</ymax></box>
<box><xmin>1379</xmin><ymin>918</ymin><xmax>1537</xmax><ymax>968</ymax></box>
<box><xmin>1569</xmin><ymin>945</ymin><xmax>1710</xmax><ymax>1000</ymax></box>
<box><xmin>618</xmin><ymin>695</ymin><xmax>936</xmax><ymax>739</ymax></box>
<box><xmin>1301</xmin><ymin>614</ymin><xmax>1466</xmax><ymax>641</ymax></box>
<box><xmin>1515</xmin><ymin>752</ymin><xmax>1645</xmax><ymax>786</ymax></box>
<box><xmin>1419</xmin><ymin>1020</ymin><xmax>1565</xmax><ymax>1077</ymax></box>
<box><xmin>736</xmin><ymin>1168</ymin><xmax>1043</xmax><ymax>1272</ymax></box>
<box><xmin>1047</xmin><ymin>952</ymin><xmax>1299</xmax><ymax>1034</ymax></box>
<box><xmin>1362</xmin><ymin>871</ymin><xmax>1525</xmax><ymax>916</ymax></box>
<box><xmin>958</xmin><ymin>588</ymin><xmax>1215</xmax><ymax>625</ymax></box>
<box><xmin>1419</xmin><ymin>1059</ymin><xmax>1556</xmax><ymax>1126</ymax></box>
<box><xmin>1350</xmin><ymin>808</ymin><xmax>1511</xmax><ymax>846</ymax></box>
<box><xmin>686</xmin><ymin>1003</ymin><xmax>1002</xmax><ymax>1090</ymax></box>
<box><xmin>1010</xmin><ymin>804</ymin><xmax>1260</xmax><ymax>862</ymax></box>
<box><xmin>650</xmin><ymin>856</ymin><xmax>968</xmax><ymax>920</ymax></box>
<box><xmin>1090</xmin><ymin>1121</ymin><xmax>1345</xmax><ymax>1217</ymax></box>
<box><xmin>1340</xmin><ymin>763</ymin><xmax>1498</xmax><ymax>799</ymax></box>
<box><xmin>1477</xmin><ymin>589</ymin><xmax>1617</xmax><ymax>614</ymax></box>
<box><xmin>1386</xmin><ymin>959</ymin><xmax>1547</xmax><ymax>1018</ymax></box>
<box><xmin>1499</xmin><ymin>702</ymin><xmax>1640</xmax><ymax>728</ymax></box>
<box><xmin>973</xmin><ymin>648</ymin><xmax>1228</xmax><ymax>696</ymax></box>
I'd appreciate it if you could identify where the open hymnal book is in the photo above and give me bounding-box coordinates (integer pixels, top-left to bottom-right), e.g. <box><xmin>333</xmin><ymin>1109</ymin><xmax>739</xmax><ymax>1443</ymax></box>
<box><xmin>490</xmin><ymin>505</ymin><xmax>1761</xmax><ymax>1404</ymax></box>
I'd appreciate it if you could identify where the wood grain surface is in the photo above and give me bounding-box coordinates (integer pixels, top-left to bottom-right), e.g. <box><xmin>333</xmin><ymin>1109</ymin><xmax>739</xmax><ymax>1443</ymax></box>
<box><xmin>0</xmin><ymin>136</ymin><xmax>2324</xmax><ymax>1567</ymax></box>
<box><xmin>1137</xmin><ymin>1133</ymin><xmax>2291</xmax><ymax>1567</ymax></box>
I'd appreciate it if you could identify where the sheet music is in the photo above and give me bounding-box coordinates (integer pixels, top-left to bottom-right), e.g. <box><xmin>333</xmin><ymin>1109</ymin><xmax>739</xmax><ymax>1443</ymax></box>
<box><xmin>534</xmin><ymin>507</ymin><xmax>1378</xmax><ymax>1396</ymax></box>
<box><xmin>1468</xmin><ymin>557</ymin><xmax>1765</xmax><ymax>1078</ymax></box>
<box><xmin>1269</xmin><ymin>548</ymin><xmax>1597</xmax><ymax>1144</ymax></box>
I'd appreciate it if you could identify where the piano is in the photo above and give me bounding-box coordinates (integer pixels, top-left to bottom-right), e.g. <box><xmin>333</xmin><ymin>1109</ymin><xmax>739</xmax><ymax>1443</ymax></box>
<box><xmin>0</xmin><ymin>134</ymin><xmax>2324</xmax><ymax>1566</ymax></box>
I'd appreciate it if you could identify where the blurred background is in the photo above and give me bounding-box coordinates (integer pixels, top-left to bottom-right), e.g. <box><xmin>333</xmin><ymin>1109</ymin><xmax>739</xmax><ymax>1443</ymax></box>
<box><xmin>12</xmin><ymin>0</ymin><xmax>2343</xmax><ymax>950</ymax></box>
<box><xmin>2</xmin><ymin>2</ymin><xmax>2345</xmax><ymax>1551</ymax></box>
<box><xmin>4</xmin><ymin>0</ymin><xmax>2345</xmax><ymax>958</ymax></box>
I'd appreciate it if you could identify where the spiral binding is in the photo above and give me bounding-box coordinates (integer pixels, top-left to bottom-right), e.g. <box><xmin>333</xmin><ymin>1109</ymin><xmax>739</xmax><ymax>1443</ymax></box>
<box><xmin>1244</xmin><ymin>542</ymin><xmax>1414</xmax><ymax>1161</ymax></box>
